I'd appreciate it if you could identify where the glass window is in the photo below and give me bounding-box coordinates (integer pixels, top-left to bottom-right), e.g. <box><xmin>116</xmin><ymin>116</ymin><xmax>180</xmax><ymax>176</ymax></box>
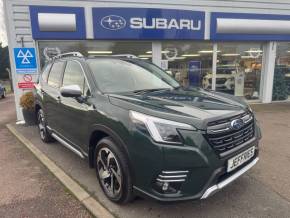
<box><xmin>38</xmin><ymin>41</ymin><xmax>152</xmax><ymax>67</ymax></box>
<box><xmin>217</xmin><ymin>43</ymin><xmax>263</xmax><ymax>100</ymax></box>
<box><xmin>62</xmin><ymin>61</ymin><xmax>85</xmax><ymax>92</ymax></box>
<box><xmin>87</xmin><ymin>58</ymin><xmax>179</xmax><ymax>93</ymax></box>
<box><xmin>273</xmin><ymin>42</ymin><xmax>290</xmax><ymax>101</ymax></box>
<box><xmin>47</xmin><ymin>61</ymin><xmax>65</xmax><ymax>87</ymax></box>
<box><xmin>41</xmin><ymin>63</ymin><xmax>51</xmax><ymax>82</ymax></box>
<box><xmin>161</xmin><ymin>41</ymin><xmax>213</xmax><ymax>88</ymax></box>
<box><xmin>84</xmin><ymin>81</ymin><xmax>91</xmax><ymax>96</ymax></box>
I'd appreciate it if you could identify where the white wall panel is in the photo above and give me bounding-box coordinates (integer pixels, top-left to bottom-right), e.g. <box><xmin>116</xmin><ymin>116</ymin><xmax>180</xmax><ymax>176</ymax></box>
<box><xmin>217</xmin><ymin>18</ymin><xmax>290</xmax><ymax>35</ymax></box>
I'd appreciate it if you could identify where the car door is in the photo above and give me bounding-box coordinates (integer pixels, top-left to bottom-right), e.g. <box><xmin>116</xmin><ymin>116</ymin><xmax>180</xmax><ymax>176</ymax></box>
<box><xmin>44</xmin><ymin>60</ymin><xmax>66</xmax><ymax>133</ymax></box>
<box><xmin>58</xmin><ymin>60</ymin><xmax>92</xmax><ymax>152</ymax></box>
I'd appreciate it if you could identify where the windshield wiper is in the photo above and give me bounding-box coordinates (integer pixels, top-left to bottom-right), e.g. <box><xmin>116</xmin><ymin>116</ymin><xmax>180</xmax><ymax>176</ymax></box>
<box><xmin>133</xmin><ymin>88</ymin><xmax>171</xmax><ymax>94</ymax></box>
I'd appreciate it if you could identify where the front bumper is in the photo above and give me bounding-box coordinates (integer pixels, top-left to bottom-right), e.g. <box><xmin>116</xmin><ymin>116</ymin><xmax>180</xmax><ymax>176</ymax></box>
<box><xmin>201</xmin><ymin>157</ymin><xmax>259</xmax><ymax>199</ymax></box>
<box><xmin>130</xmin><ymin>121</ymin><xmax>261</xmax><ymax>202</ymax></box>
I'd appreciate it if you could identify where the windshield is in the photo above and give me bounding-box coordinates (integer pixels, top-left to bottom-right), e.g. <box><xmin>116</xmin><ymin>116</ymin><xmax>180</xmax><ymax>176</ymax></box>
<box><xmin>87</xmin><ymin>58</ymin><xmax>180</xmax><ymax>93</ymax></box>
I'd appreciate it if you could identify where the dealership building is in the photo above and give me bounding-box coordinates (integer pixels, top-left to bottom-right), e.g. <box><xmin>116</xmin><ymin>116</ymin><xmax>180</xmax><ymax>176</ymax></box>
<box><xmin>4</xmin><ymin>0</ymin><xmax>290</xmax><ymax>121</ymax></box>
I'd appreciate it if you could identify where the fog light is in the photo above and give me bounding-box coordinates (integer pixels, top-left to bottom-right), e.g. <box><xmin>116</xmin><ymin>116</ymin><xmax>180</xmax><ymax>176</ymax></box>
<box><xmin>162</xmin><ymin>182</ymin><xmax>169</xmax><ymax>191</ymax></box>
<box><xmin>152</xmin><ymin>170</ymin><xmax>189</xmax><ymax>194</ymax></box>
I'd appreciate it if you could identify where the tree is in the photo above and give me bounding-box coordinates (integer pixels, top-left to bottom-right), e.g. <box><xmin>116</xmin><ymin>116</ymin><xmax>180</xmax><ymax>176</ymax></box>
<box><xmin>0</xmin><ymin>43</ymin><xmax>10</xmax><ymax>79</ymax></box>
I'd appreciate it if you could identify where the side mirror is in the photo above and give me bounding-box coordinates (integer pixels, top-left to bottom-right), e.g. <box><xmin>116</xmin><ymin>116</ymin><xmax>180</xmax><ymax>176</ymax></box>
<box><xmin>60</xmin><ymin>85</ymin><xmax>82</xmax><ymax>98</ymax></box>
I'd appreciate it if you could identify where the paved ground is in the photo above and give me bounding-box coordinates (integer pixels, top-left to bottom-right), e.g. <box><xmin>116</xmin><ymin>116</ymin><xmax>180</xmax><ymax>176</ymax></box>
<box><xmin>0</xmin><ymin>95</ymin><xmax>92</xmax><ymax>218</ymax></box>
<box><xmin>5</xmin><ymin>97</ymin><xmax>290</xmax><ymax>218</ymax></box>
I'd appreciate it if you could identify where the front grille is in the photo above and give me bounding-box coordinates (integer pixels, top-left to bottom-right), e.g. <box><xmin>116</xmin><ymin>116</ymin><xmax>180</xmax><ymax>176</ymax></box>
<box><xmin>205</xmin><ymin>112</ymin><xmax>255</xmax><ymax>154</ymax></box>
<box><xmin>216</xmin><ymin>78</ymin><xmax>227</xmax><ymax>84</ymax></box>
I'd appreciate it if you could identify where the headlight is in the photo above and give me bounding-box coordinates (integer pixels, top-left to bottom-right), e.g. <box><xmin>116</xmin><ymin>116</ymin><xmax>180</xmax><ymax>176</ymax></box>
<box><xmin>129</xmin><ymin>111</ymin><xmax>196</xmax><ymax>144</ymax></box>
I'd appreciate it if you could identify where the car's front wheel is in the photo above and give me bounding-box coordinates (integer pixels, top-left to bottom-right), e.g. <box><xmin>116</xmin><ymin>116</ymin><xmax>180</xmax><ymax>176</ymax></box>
<box><xmin>95</xmin><ymin>137</ymin><xmax>133</xmax><ymax>204</ymax></box>
<box><xmin>37</xmin><ymin>109</ymin><xmax>55</xmax><ymax>143</ymax></box>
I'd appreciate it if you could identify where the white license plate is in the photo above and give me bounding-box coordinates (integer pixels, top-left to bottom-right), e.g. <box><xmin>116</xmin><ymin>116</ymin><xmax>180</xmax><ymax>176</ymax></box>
<box><xmin>227</xmin><ymin>147</ymin><xmax>255</xmax><ymax>172</ymax></box>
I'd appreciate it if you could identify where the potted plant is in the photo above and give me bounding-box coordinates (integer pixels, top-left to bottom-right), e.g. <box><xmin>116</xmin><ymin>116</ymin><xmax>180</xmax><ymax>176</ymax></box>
<box><xmin>19</xmin><ymin>91</ymin><xmax>36</xmax><ymax>125</ymax></box>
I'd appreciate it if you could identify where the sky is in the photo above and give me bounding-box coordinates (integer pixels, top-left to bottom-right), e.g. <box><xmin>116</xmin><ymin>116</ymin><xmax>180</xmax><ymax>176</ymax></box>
<box><xmin>0</xmin><ymin>0</ymin><xmax>7</xmax><ymax>46</ymax></box>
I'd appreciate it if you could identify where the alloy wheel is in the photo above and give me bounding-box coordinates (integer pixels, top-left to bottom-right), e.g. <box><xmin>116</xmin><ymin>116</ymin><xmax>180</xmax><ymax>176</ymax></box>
<box><xmin>38</xmin><ymin>112</ymin><xmax>46</xmax><ymax>140</ymax></box>
<box><xmin>97</xmin><ymin>147</ymin><xmax>122</xmax><ymax>198</ymax></box>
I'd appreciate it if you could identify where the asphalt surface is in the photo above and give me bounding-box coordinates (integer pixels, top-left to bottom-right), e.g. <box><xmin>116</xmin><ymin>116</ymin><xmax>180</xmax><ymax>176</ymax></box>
<box><xmin>7</xmin><ymin>97</ymin><xmax>290</xmax><ymax>218</ymax></box>
<box><xmin>0</xmin><ymin>95</ymin><xmax>92</xmax><ymax>218</ymax></box>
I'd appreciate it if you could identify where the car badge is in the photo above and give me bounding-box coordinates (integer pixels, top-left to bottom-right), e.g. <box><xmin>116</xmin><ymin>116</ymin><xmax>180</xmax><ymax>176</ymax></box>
<box><xmin>230</xmin><ymin>119</ymin><xmax>244</xmax><ymax>130</ymax></box>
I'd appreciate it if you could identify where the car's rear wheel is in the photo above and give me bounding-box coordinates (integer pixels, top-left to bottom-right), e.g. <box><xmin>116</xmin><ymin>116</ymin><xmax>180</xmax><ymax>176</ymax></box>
<box><xmin>95</xmin><ymin>137</ymin><xmax>133</xmax><ymax>203</ymax></box>
<box><xmin>37</xmin><ymin>109</ymin><xmax>55</xmax><ymax>143</ymax></box>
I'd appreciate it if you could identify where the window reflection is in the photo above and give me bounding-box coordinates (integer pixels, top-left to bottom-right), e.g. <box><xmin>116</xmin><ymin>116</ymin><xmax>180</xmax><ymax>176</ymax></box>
<box><xmin>161</xmin><ymin>41</ymin><xmax>213</xmax><ymax>88</ymax></box>
<box><xmin>274</xmin><ymin>42</ymin><xmax>290</xmax><ymax>101</ymax></box>
<box><xmin>38</xmin><ymin>41</ymin><xmax>152</xmax><ymax>68</ymax></box>
<box><xmin>217</xmin><ymin>43</ymin><xmax>263</xmax><ymax>100</ymax></box>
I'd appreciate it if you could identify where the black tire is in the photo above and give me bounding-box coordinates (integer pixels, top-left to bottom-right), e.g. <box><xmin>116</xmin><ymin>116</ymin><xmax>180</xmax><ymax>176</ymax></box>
<box><xmin>95</xmin><ymin>137</ymin><xmax>133</xmax><ymax>204</ymax></box>
<box><xmin>37</xmin><ymin>109</ymin><xmax>55</xmax><ymax>143</ymax></box>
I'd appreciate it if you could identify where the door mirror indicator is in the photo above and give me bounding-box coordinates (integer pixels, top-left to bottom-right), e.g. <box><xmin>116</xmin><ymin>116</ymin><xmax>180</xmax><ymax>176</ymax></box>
<box><xmin>60</xmin><ymin>85</ymin><xmax>82</xmax><ymax>98</ymax></box>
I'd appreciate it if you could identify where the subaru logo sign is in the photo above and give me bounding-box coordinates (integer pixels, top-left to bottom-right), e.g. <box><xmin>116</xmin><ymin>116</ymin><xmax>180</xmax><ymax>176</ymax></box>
<box><xmin>101</xmin><ymin>15</ymin><xmax>126</xmax><ymax>30</ymax></box>
<box><xmin>93</xmin><ymin>8</ymin><xmax>205</xmax><ymax>40</ymax></box>
<box><xmin>230</xmin><ymin>119</ymin><xmax>244</xmax><ymax>130</ymax></box>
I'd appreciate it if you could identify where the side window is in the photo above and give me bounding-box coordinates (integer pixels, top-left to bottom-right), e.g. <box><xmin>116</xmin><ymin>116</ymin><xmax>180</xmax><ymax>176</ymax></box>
<box><xmin>41</xmin><ymin>63</ymin><xmax>52</xmax><ymax>82</ymax></box>
<box><xmin>84</xmin><ymin>81</ymin><xmax>91</xmax><ymax>96</ymax></box>
<box><xmin>48</xmin><ymin>61</ymin><xmax>65</xmax><ymax>87</ymax></box>
<box><xmin>62</xmin><ymin>61</ymin><xmax>85</xmax><ymax>93</ymax></box>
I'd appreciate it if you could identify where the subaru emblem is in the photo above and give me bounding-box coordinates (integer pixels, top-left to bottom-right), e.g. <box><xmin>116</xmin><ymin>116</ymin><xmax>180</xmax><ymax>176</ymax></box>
<box><xmin>101</xmin><ymin>15</ymin><xmax>126</xmax><ymax>30</ymax></box>
<box><xmin>230</xmin><ymin>119</ymin><xmax>244</xmax><ymax>130</ymax></box>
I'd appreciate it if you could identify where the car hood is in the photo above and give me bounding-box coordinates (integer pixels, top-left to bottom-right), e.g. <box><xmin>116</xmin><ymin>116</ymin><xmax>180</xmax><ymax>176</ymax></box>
<box><xmin>108</xmin><ymin>88</ymin><xmax>249</xmax><ymax>130</ymax></box>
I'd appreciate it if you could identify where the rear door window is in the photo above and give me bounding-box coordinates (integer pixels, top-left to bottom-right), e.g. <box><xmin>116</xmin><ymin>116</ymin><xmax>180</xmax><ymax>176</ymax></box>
<box><xmin>47</xmin><ymin>61</ymin><xmax>65</xmax><ymax>88</ymax></box>
<box><xmin>41</xmin><ymin>63</ymin><xmax>52</xmax><ymax>82</ymax></box>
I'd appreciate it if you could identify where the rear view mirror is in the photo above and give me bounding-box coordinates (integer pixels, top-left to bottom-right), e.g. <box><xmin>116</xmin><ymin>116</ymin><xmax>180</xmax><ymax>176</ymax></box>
<box><xmin>60</xmin><ymin>85</ymin><xmax>82</xmax><ymax>98</ymax></box>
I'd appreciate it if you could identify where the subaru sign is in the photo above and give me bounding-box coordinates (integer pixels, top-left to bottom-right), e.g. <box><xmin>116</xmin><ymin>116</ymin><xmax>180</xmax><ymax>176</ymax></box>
<box><xmin>93</xmin><ymin>8</ymin><xmax>205</xmax><ymax>40</ymax></box>
<box><xmin>101</xmin><ymin>15</ymin><xmax>127</xmax><ymax>30</ymax></box>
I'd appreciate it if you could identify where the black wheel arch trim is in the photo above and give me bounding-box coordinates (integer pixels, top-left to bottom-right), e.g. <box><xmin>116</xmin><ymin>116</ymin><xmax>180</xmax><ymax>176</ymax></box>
<box><xmin>88</xmin><ymin>124</ymin><xmax>134</xmax><ymax>177</ymax></box>
<box><xmin>35</xmin><ymin>99</ymin><xmax>44</xmax><ymax>112</ymax></box>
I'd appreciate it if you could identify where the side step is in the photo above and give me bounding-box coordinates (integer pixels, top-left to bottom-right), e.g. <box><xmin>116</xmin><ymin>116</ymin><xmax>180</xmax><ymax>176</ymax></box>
<box><xmin>51</xmin><ymin>133</ymin><xmax>85</xmax><ymax>159</ymax></box>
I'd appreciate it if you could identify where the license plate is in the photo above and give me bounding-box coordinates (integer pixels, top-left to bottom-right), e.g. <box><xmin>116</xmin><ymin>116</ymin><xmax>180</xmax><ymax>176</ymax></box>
<box><xmin>227</xmin><ymin>146</ymin><xmax>255</xmax><ymax>172</ymax></box>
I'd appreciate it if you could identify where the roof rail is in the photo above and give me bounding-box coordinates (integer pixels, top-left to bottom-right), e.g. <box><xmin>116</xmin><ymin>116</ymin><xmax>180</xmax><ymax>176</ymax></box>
<box><xmin>111</xmin><ymin>54</ymin><xmax>138</xmax><ymax>58</ymax></box>
<box><xmin>53</xmin><ymin>52</ymin><xmax>84</xmax><ymax>60</ymax></box>
<box><xmin>88</xmin><ymin>54</ymin><xmax>138</xmax><ymax>59</ymax></box>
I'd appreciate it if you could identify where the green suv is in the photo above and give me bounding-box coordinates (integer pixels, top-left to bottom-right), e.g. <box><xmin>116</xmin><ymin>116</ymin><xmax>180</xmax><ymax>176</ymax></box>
<box><xmin>35</xmin><ymin>52</ymin><xmax>261</xmax><ymax>204</ymax></box>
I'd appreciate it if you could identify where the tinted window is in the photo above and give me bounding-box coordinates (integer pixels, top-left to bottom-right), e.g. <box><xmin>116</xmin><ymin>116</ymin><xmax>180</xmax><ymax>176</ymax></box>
<box><xmin>48</xmin><ymin>61</ymin><xmax>65</xmax><ymax>87</ymax></box>
<box><xmin>41</xmin><ymin>63</ymin><xmax>52</xmax><ymax>82</ymax></box>
<box><xmin>87</xmin><ymin>59</ymin><xmax>180</xmax><ymax>93</ymax></box>
<box><xmin>62</xmin><ymin>61</ymin><xmax>85</xmax><ymax>92</ymax></box>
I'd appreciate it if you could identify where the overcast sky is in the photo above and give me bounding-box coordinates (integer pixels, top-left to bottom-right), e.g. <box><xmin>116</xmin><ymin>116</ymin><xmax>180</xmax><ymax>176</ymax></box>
<box><xmin>0</xmin><ymin>0</ymin><xmax>7</xmax><ymax>46</ymax></box>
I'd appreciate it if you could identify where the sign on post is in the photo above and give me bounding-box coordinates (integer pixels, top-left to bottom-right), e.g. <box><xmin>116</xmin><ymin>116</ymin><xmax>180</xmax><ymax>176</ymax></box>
<box><xmin>18</xmin><ymin>74</ymin><xmax>35</xmax><ymax>89</ymax></box>
<box><xmin>14</xmin><ymin>48</ymin><xmax>37</xmax><ymax>74</ymax></box>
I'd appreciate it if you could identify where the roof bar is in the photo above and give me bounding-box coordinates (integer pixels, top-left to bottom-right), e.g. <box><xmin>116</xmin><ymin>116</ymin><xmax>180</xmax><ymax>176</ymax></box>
<box><xmin>53</xmin><ymin>52</ymin><xmax>84</xmax><ymax>60</ymax></box>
